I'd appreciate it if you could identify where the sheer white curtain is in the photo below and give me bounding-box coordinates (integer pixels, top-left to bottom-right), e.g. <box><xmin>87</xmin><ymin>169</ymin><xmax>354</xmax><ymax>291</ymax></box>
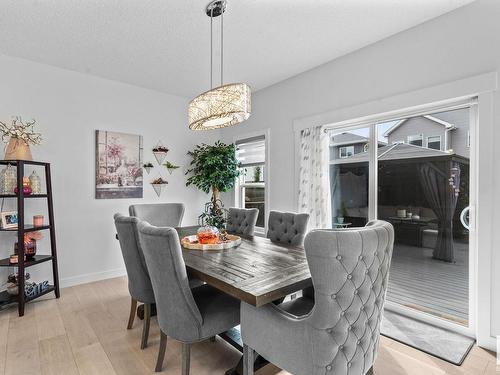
<box><xmin>298</xmin><ymin>126</ymin><xmax>332</xmax><ymax>229</ymax></box>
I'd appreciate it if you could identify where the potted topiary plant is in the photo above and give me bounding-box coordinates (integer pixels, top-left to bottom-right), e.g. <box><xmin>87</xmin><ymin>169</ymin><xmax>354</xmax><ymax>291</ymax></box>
<box><xmin>185</xmin><ymin>141</ymin><xmax>240</xmax><ymax>229</ymax></box>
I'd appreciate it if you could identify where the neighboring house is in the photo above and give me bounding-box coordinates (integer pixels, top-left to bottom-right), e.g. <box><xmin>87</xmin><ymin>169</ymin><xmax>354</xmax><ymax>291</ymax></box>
<box><xmin>330</xmin><ymin>133</ymin><xmax>386</xmax><ymax>161</ymax></box>
<box><xmin>384</xmin><ymin>108</ymin><xmax>470</xmax><ymax>158</ymax></box>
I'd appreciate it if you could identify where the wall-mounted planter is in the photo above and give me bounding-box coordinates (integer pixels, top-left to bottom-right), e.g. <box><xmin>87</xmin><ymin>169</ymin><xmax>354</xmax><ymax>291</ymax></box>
<box><xmin>143</xmin><ymin>165</ymin><xmax>153</xmax><ymax>174</ymax></box>
<box><xmin>152</xmin><ymin>142</ymin><xmax>169</xmax><ymax>165</ymax></box>
<box><xmin>151</xmin><ymin>183</ymin><xmax>167</xmax><ymax>197</ymax></box>
<box><xmin>164</xmin><ymin>161</ymin><xmax>180</xmax><ymax>175</ymax></box>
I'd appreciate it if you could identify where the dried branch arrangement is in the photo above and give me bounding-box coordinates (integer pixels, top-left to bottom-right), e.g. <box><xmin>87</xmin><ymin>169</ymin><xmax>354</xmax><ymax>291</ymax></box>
<box><xmin>0</xmin><ymin>117</ymin><xmax>42</xmax><ymax>145</ymax></box>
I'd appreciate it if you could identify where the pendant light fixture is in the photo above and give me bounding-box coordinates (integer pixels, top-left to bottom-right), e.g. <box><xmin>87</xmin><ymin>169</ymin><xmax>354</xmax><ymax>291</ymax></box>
<box><xmin>188</xmin><ymin>0</ymin><xmax>251</xmax><ymax>131</ymax></box>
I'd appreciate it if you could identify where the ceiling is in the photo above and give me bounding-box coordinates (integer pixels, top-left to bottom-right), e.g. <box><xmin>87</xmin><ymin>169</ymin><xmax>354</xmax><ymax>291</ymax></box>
<box><xmin>0</xmin><ymin>0</ymin><xmax>474</xmax><ymax>98</ymax></box>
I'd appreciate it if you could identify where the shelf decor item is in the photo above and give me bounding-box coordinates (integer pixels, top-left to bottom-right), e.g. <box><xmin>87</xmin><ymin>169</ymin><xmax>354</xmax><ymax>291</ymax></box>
<box><xmin>0</xmin><ymin>117</ymin><xmax>42</xmax><ymax>161</ymax></box>
<box><xmin>152</xmin><ymin>142</ymin><xmax>169</xmax><ymax>165</ymax></box>
<box><xmin>0</xmin><ymin>164</ymin><xmax>17</xmax><ymax>194</ymax></box>
<box><xmin>6</xmin><ymin>273</ymin><xmax>30</xmax><ymax>295</ymax></box>
<box><xmin>25</xmin><ymin>280</ymin><xmax>49</xmax><ymax>299</ymax></box>
<box><xmin>33</xmin><ymin>215</ymin><xmax>44</xmax><ymax>227</ymax></box>
<box><xmin>0</xmin><ymin>211</ymin><xmax>18</xmax><ymax>229</ymax></box>
<box><xmin>163</xmin><ymin>161</ymin><xmax>180</xmax><ymax>175</ymax></box>
<box><xmin>143</xmin><ymin>162</ymin><xmax>154</xmax><ymax>175</ymax></box>
<box><xmin>185</xmin><ymin>141</ymin><xmax>239</xmax><ymax>229</ymax></box>
<box><xmin>29</xmin><ymin>171</ymin><xmax>41</xmax><ymax>194</ymax></box>
<box><xmin>150</xmin><ymin>177</ymin><xmax>168</xmax><ymax>197</ymax></box>
<box><xmin>14</xmin><ymin>176</ymin><xmax>32</xmax><ymax>195</ymax></box>
<box><xmin>95</xmin><ymin>130</ymin><xmax>143</xmax><ymax>199</ymax></box>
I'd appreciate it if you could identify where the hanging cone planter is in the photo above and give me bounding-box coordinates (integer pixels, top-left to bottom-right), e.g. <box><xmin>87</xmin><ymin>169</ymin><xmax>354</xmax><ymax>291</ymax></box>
<box><xmin>143</xmin><ymin>165</ymin><xmax>153</xmax><ymax>174</ymax></box>
<box><xmin>152</xmin><ymin>141</ymin><xmax>169</xmax><ymax>165</ymax></box>
<box><xmin>163</xmin><ymin>161</ymin><xmax>180</xmax><ymax>175</ymax></box>
<box><xmin>150</xmin><ymin>177</ymin><xmax>168</xmax><ymax>197</ymax></box>
<box><xmin>151</xmin><ymin>183</ymin><xmax>167</xmax><ymax>197</ymax></box>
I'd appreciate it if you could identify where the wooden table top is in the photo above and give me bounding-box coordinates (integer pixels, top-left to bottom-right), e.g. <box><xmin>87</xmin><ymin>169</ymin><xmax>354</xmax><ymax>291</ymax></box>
<box><xmin>176</xmin><ymin>226</ymin><xmax>312</xmax><ymax>307</ymax></box>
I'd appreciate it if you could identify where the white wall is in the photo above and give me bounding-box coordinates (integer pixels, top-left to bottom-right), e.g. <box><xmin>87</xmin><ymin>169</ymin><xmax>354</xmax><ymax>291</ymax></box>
<box><xmin>0</xmin><ymin>54</ymin><xmax>214</xmax><ymax>287</ymax></box>
<box><xmin>221</xmin><ymin>0</ymin><xmax>500</xmax><ymax>348</ymax></box>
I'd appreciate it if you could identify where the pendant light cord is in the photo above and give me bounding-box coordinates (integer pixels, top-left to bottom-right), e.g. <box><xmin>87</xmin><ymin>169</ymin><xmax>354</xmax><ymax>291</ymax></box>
<box><xmin>210</xmin><ymin>8</ymin><xmax>213</xmax><ymax>89</ymax></box>
<box><xmin>220</xmin><ymin>6</ymin><xmax>223</xmax><ymax>86</ymax></box>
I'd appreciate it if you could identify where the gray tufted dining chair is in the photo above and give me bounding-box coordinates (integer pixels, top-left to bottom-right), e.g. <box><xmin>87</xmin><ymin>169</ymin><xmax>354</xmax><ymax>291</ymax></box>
<box><xmin>129</xmin><ymin>203</ymin><xmax>185</xmax><ymax>227</ymax></box>
<box><xmin>226</xmin><ymin>207</ymin><xmax>259</xmax><ymax>236</ymax></box>
<box><xmin>114</xmin><ymin>213</ymin><xmax>155</xmax><ymax>350</ymax></box>
<box><xmin>136</xmin><ymin>221</ymin><xmax>241</xmax><ymax>374</ymax></box>
<box><xmin>266</xmin><ymin>210</ymin><xmax>310</xmax><ymax>246</ymax></box>
<box><xmin>241</xmin><ymin>220</ymin><xmax>394</xmax><ymax>375</ymax></box>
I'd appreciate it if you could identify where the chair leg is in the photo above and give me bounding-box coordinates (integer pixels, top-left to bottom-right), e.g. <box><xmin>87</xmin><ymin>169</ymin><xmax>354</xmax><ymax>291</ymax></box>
<box><xmin>155</xmin><ymin>331</ymin><xmax>168</xmax><ymax>372</ymax></box>
<box><xmin>243</xmin><ymin>344</ymin><xmax>255</xmax><ymax>375</ymax></box>
<box><xmin>210</xmin><ymin>336</ymin><xmax>216</xmax><ymax>342</ymax></box>
<box><xmin>182</xmin><ymin>343</ymin><xmax>191</xmax><ymax>375</ymax></box>
<box><xmin>366</xmin><ymin>366</ymin><xmax>374</xmax><ymax>375</ymax></box>
<box><xmin>127</xmin><ymin>298</ymin><xmax>137</xmax><ymax>329</ymax></box>
<box><xmin>141</xmin><ymin>303</ymin><xmax>151</xmax><ymax>349</ymax></box>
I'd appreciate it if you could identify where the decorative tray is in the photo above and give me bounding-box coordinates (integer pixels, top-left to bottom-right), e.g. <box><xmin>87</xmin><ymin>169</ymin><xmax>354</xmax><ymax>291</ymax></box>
<box><xmin>181</xmin><ymin>234</ymin><xmax>242</xmax><ymax>251</ymax></box>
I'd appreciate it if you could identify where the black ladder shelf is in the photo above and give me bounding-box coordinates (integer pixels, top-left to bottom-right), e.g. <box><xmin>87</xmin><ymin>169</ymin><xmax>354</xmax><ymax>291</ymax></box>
<box><xmin>0</xmin><ymin>160</ymin><xmax>60</xmax><ymax>316</ymax></box>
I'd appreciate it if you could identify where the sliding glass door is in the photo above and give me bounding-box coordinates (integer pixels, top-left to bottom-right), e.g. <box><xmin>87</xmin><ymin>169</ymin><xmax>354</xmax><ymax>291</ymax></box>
<box><xmin>327</xmin><ymin>104</ymin><xmax>474</xmax><ymax>331</ymax></box>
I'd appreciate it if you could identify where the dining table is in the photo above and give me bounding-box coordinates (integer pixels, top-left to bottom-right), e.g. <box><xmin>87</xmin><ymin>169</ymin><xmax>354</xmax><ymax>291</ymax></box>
<box><xmin>125</xmin><ymin>225</ymin><xmax>312</xmax><ymax>374</ymax></box>
<box><xmin>175</xmin><ymin>226</ymin><xmax>312</xmax><ymax>375</ymax></box>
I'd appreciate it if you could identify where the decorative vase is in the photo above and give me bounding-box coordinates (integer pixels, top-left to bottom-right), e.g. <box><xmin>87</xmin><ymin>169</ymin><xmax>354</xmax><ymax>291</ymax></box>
<box><xmin>15</xmin><ymin>240</ymin><xmax>37</xmax><ymax>258</ymax></box>
<box><xmin>4</xmin><ymin>137</ymin><xmax>32</xmax><ymax>161</ymax></box>
<box><xmin>29</xmin><ymin>171</ymin><xmax>41</xmax><ymax>194</ymax></box>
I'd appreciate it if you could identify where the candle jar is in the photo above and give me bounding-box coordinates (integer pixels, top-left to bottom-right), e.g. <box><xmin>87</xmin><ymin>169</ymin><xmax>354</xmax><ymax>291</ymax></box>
<box><xmin>197</xmin><ymin>225</ymin><xmax>219</xmax><ymax>244</ymax></box>
<box><xmin>33</xmin><ymin>215</ymin><xmax>44</xmax><ymax>227</ymax></box>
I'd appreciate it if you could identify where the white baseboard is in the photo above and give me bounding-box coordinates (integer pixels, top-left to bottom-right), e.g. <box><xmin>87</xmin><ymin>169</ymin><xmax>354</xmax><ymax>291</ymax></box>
<box><xmin>477</xmin><ymin>335</ymin><xmax>497</xmax><ymax>353</ymax></box>
<box><xmin>60</xmin><ymin>267</ymin><xmax>126</xmax><ymax>288</ymax></box>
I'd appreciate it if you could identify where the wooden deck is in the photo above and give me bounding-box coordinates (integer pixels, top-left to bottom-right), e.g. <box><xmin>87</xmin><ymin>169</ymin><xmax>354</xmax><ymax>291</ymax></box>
<box><xmin>386</xmin><ymin>241</ymin><xmax>469</xmax><ymax>325</ymax></box>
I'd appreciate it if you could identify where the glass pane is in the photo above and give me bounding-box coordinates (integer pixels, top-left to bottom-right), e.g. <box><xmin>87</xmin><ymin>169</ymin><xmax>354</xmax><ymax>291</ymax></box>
<box><xmin>328</xmin><ymin>127</ymin><xmax>372</xmax><ymax>228</ymax></box>
<box><xmin>242</xmin><ymin>186</ymin><xmax>265</xmax><ymax>227</ymax></box>
<box><xmin>377</xmin><ymin>107</ymin><xmax>470</xmax><ymax>325</ymax></box>
<box><xmin>241</xmin><ymin>165</ymin><xmax>265</xmax><ymax>183</ymax></box>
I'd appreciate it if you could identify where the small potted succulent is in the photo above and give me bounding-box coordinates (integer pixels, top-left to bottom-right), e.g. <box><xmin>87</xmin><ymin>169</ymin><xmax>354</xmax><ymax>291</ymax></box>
<box><xmin>163</xmin><ymin>161</ymin><xmax>180</xmax><ymax>175</ymax></box>
<box><xmin>150</xmin><ymin>176</ymin><xmax>168</xmax><ymax>197</ymax></box>
<box><xmin>152</xmin><ymin>143</ymin><xmax>169</xmax><ymax>165</ymax></box>
<box><xmin>143</xmin><ymin>162</ymin><xmax>154</xmax><ymax>174</ymax></box>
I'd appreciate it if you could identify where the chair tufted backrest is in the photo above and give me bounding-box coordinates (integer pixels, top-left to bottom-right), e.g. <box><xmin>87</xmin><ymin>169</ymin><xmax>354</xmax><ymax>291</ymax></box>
<box><xmin>304</xmin><ymin>220</ymin><xmax>394</xmax><ymax>375</ymax></box>
<box><xmin>136</xmin><ymin>221</ymin><xmax>204</xmax><ymax>342</ymax></box>
<box><xmin>226</xmin><ymin>208</ymin><xmax>259</xmax><ymax>236</ymax></box>
<box><xmin>129</xmin><ymin>203</ymin><xmax>185</xmax><ymax>228</ymax></box>
<box><xmin>113</xmin><ymin>213</ymin><xmax>155</xmax><ymax>304</ymax></box>
<box><xmin>266</xmin><ymin>211</ymin><xmax>310</xmax><ymax>246</ymax></box>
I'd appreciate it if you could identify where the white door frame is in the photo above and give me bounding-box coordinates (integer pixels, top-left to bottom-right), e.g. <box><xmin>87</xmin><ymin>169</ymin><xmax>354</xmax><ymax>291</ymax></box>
<box><xmin>292</xmin><ymin>71</ymin><xmax>498</xmax><ymax>349</ymax></box>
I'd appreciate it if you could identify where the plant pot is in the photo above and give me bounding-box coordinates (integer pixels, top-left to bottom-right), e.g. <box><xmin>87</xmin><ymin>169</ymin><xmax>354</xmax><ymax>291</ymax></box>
<box><xmin>151</xmin><ymin>183</ymin><xmax>167</xmax><ymax>197</ymax></box>
<box><xmin>144</xmin><ymin>166</ymin><xmax>153</xmax><ymax>174</ymax></box>
<box><xmin>166</xmin><ymin>167</ymin><xmax>178</xmax><ymax>175</ymax></box>
<box><xmin>4</xmin><ymin>137</ymin><xmax>32</xmax><ymax>160</ymax></box>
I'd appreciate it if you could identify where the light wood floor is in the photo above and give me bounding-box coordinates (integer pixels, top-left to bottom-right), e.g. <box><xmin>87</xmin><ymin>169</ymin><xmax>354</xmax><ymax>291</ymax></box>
<box><xmin>0</xmin><ymin>276</ymin><xmax>496</xmax><ymax>375</ymax></box>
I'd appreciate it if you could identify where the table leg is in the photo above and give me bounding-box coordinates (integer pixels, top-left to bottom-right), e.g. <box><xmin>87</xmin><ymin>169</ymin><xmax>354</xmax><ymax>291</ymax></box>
<box><xmin>221</xmin><ymin>327</ymin><xmax>268</xmax><ymax>375</ymax></box>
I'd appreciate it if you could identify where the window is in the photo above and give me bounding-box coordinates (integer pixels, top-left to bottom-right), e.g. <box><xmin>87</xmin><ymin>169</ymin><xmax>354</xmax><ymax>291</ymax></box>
<box><xmin>427</xmin><ymin>135</ymin><xmax>441</xmax><ymax>150</ymax></box>
<box><xmin>235</xmin><ymin>135</ymin><xmax>266</xmax><ymax>230</ymax></box>
<box><xmin>339</xmin><ymin>145</ymin><xmax>354</xmax><ymax>158</ymax></box>
<box><xmin>407</xmin><ymin>134</ymin><xmax>423</xmax><ymax>147</ymax></box>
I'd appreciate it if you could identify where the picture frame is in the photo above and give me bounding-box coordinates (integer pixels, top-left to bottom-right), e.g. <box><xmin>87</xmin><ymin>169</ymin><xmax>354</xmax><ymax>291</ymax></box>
<box><xmin>1</xmin><ymin>211</ymin><xmax>18</xmax><ymax>229</ymax></box>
